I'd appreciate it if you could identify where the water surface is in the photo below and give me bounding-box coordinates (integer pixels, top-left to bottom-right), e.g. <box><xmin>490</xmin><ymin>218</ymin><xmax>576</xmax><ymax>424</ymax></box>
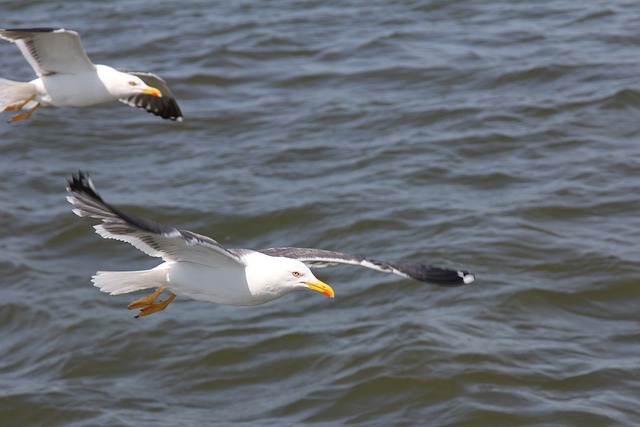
<box><xmin>1</xmin><ymin>1</ymin><xmax>639</xmax><ymax>426</ymax></box>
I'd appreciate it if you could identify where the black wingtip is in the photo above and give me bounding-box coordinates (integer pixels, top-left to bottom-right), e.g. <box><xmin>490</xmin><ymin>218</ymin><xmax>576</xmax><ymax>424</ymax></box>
<box><xmin>121</xmin><ymin>93</ymin><xmax>183</xmax><ymax>121</ymax></box>
<box><xmin>67</xmin><ymin>171</ymin><xmax>103</xmax><ymax>202</ymax></box>
<box><xmin>1</xmin><ymin>27</ymin><xmax>60</xmax><ymax>33</ymax></box>
<box><xmin>143</xmin><ymin>96</ymin><xmax>183</xmax><ymax>121</ymax></box>
<box><xmin>392</xmin><ymin>261</ymin><xmax>475</xmax><ymax>287</ymax></box>
<box><xmin>425</xmin><ymin>267</ymin><xmax>475</xmax><ymax>287</ymax></box>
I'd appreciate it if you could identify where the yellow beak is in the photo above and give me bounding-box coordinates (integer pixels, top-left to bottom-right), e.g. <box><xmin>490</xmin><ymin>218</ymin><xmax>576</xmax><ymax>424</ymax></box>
<box><xmin>304</xmin><ymin>278</ymin><xmax>335</xmax><ymax>298</ymax></box>
<box><xmin>140</xmin><ymin>86</ymin><xmax>162</xmax><ymax>97</ymax></box>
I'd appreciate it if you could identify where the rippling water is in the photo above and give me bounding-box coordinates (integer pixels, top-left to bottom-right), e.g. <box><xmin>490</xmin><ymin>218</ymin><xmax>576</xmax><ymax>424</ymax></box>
<box><xmin>1</xmin><ymin>1</ymin><xmax>639</xmax><ymax>426</ymax></box>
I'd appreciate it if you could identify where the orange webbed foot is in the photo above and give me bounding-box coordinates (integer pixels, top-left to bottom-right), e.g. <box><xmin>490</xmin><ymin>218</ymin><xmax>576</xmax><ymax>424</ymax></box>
<box><xmin>127</xmin><ymin>287</ymin><xmax>164</xmax><ymax>310</ymax></box>
<box><xmin>134</xmin><ymin>294</ymin><xmax>176</xmax><ymax>318</ymax></box>
<box><xmin>7</xmin><ymin>101</ymin><xmax>40</xmax><ymax>123</ymax></box>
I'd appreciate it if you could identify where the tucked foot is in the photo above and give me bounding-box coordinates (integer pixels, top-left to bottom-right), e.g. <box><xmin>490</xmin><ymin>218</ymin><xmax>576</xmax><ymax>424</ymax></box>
<box><xmin>3</xmin><ymin>94</ymin><xmax>36</xmax><ymax>112</ymax></box>
<box><xmin>127</xmin><ymin>287</ymin><xmax>164</xmax><ymax>310</ymax></box>
<box><xmin>8</xmin><ymin>102</ymin><xmax>41</xmax><ymax>123</ymax></box>
<box><xmin>135</xmin><ymin>294</ymin><xmax>176</xmax><ymax>318</ymax></box>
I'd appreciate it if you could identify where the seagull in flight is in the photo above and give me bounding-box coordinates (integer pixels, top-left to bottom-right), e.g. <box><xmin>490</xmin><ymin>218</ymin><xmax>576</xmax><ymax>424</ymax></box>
<box><xmin>66</xmin><ymin>172</ymin><xmax>474</xmax><ymax>318</ymax></box>
<box><xmin>0</xmin><ymin>28</ymin><xmax>182</xmax><ymax>122</ymax></box>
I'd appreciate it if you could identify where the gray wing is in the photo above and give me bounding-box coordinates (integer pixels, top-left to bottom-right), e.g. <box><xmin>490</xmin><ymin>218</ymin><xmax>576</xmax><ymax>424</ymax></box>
<box><xmin>66</xmin><ymin>171</ymin><xmax>243</xmax><ymax>267</ymax></box>
<box><xmin>0</xmin><ymin>28</ymin><xmax>95</xmax><ymax>76</ymax></box>
<box><xmin>118</xmin><ymin>70</ymin><xmax>183</xmax><ymax>121</ymax></box>
<box><xmin>259</xmin><ymin>247</ymin><xmax>475</xmax><ymax>287</ymax></box>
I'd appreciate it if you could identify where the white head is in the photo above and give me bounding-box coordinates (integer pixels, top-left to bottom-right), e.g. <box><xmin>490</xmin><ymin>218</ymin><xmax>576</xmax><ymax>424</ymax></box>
<box><xmin>245</xmin><ymin>254</ymin><xmax>335</xmax><ymax>302</ymax></box>
<box><xmin>96</xmin><ymin>66</ymin><xmax>163</xmax><ymax>98</ymax></box>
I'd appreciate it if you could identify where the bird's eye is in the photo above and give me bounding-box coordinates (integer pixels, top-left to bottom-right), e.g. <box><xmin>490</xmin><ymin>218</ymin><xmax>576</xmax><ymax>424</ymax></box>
<box><xmin>128</xmin><ymin>81</ymin><xmax>137</xmax><ymax>86</ymax></box>
<box><xmin>292</xmin><ymin>271</ymin><xmax>301</xmax><ymax>278</ymax></box>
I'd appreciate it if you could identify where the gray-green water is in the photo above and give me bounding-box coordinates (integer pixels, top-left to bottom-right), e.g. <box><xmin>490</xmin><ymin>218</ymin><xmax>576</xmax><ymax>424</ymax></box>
<box><xmin>1</xmin><ymin>1</ymin><xmax>639</xmax><ymax>426</ymax></box>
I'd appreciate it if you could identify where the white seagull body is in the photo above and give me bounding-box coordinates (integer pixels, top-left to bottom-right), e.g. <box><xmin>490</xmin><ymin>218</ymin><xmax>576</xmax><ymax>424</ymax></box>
<box><xmin>0</xmin><ymin>28</ymin><xmax>182</xmax><ymax>122</ymax></box>
<box><xmin>66</xmin><ymin>172</ymin><xmax>474</xmax><ymax>317</ymax></box>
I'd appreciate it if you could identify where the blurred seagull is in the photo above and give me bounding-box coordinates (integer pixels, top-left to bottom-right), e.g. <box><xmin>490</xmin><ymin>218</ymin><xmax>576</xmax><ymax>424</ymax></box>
<box><xmin>0</xmin><ymin>28</ymin><xmax>182</xmax><ymax>122</ymax></box>
<box><xmin>66</xmin><ymin>172</ymin><xmax>475</xmax><ymax>318</ymax></box>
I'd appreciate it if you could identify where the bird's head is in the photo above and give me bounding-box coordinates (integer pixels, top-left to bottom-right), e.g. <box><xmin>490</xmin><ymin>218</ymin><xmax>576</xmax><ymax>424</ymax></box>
<box><xmin>246</xmin><ymin>255</ymin><xmax>335</xmax><ymax>300</ymax></box>
<box><xmin>100</xmin><ymin>67</ymin><xmax>163</xmax><ymax>98</ymax></box>
<box><xmin>124</xmin><ymin>74</ymin><xmax>162</xmax><ymax>97</ymax></box>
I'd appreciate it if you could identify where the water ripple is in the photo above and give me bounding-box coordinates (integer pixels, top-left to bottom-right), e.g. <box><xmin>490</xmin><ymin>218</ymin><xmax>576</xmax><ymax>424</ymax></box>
<box><xmin>1</xmin><ymin>1</ymin><xmax>640</xmax><ymax>426</ymax></box>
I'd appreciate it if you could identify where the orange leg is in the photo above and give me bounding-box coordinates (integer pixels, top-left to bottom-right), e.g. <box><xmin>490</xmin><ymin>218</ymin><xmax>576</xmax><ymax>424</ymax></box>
<box><xmin>134</xmin><ymin>294</ymin><xmax>176</xmax><ymax>318</ymax></box>
<box><xmin>3</xmin><ymin>94</ymin><xmax>36</xmax><ymax>112</ymax></box>
<box><xmin>128</xmin><ymin>287</ymin><xmax>164</xmax><ymax>310</ymax></box>
<box><xmin>8</xmin><ymin>102</ymin><xmax>41</xmax><ymax>123</ymax></box>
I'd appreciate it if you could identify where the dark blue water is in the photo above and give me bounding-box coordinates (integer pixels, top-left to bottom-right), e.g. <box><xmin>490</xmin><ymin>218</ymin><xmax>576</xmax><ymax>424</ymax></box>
<box><xmin>1</xmin><ymin>1</ymin><xmax>639</xmax><ymax>426</ymax></box>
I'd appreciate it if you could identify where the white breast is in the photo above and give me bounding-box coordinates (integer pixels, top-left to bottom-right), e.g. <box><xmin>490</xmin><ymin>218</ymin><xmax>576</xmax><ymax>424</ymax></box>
<box><xmin>164</xmin><ymin>261</ymin><xmax>279</xmax><ymax>306</ymax></box>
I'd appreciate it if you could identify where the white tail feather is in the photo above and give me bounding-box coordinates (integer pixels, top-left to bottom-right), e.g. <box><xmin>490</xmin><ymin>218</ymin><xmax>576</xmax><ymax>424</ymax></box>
<box><xmin>0</xmin><ymin>78</ymin><xmax>37</xmax><ymax>110</ymax></box>
<box><xmin>92</xmin><ymin>267</ymin><xmax>166</xmax><ymax>295</ymax></box>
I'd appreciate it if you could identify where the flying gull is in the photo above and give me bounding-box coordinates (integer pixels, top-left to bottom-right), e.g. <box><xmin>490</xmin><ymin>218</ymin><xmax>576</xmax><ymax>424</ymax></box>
<box><xmin>0</xmin><ymin>28</ymin><xmax>182</xmax><ymax>122</ymax></box>
<box><xmin>66</xmin><ymin>172</ymin><xmax>475</xmax><ymax>317</ymax></box>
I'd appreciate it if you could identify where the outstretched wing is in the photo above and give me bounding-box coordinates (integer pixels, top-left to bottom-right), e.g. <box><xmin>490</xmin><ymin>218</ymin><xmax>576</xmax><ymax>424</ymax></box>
<box><xmin>118</xmin><ymin>70</ymin><xmax>183</xmax><ymax>121</ymax></box>
<box><xmin>259</xmin><ymin>247</ymin><xmax>475</xmax><ymax>287</ymax></box>
<box><xmin>0</xmin><ymin>28</ymin><xmax>95</xmax><ymax>76</ymax></box>
<box><xmin>66</xmin><ymin>171</ymin><xmax>243</xmax><ymax>267</ymax></box>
